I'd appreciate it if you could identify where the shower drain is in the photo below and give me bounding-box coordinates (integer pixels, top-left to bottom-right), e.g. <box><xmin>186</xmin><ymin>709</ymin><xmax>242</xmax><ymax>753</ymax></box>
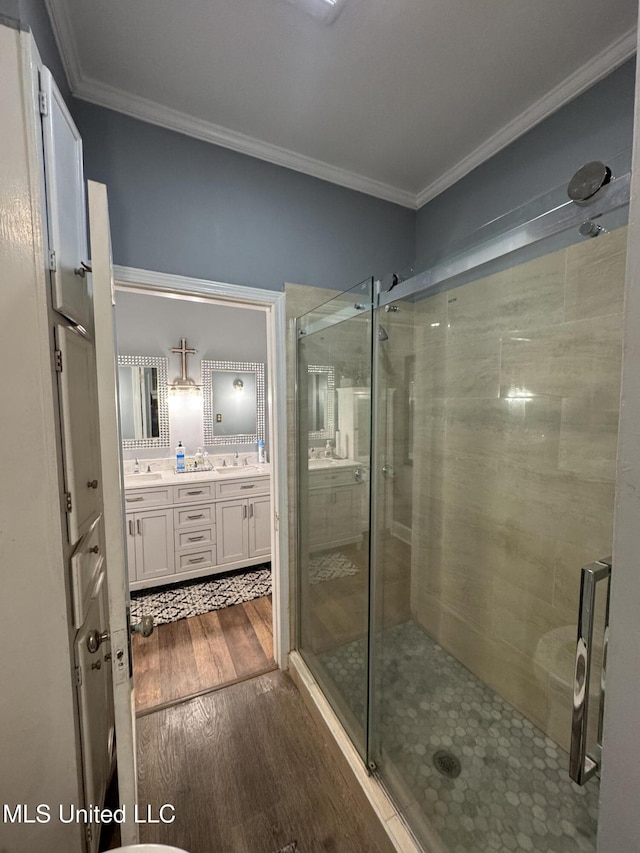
<box><xmin>432</xmin><ymin>749</ymin><xmax>462</xmax><ymax>779</ymax></box>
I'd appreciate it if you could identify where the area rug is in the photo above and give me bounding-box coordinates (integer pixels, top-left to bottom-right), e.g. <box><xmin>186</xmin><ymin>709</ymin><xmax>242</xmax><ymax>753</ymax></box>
<box><xmin>130</xmin><ymin>565</ymin><xmax>271</xmax><ymax>626</ymax></box>
<box><xmin>308</xmin><ymin>551</ymin><xmax>359</xmax><ymax>584</ymax></box>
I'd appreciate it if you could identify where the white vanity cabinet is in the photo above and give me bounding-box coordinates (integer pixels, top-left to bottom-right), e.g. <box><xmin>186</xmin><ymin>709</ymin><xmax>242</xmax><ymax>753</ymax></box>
<box><xmin>126</xmin><ymin>473</ymin><xmax>271</xmax><ymax>590</ymax></box>
<box><xmin>307</xmin><ymin>465</ymin><xmax>366</xmax><ymax>551</ymax></box>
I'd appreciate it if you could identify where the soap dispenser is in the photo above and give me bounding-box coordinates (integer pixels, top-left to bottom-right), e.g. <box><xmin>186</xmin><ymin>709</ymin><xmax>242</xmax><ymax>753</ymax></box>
<box><xmin>324</xmin><ymin>440</ymin><xmax>332</xmax><ymax>458</ymax></box>
<box><xmin>176</xmin><ymin>441</ymin><xmax>186</xmax><ymax>472</ymax></box>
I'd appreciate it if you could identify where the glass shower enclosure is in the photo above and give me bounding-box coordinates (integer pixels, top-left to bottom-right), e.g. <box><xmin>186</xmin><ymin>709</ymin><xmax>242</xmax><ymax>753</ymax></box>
<box><xmin>296</xmin><ymin>163</ymin><xmax>630</xmax><ymax>853</ymax></box>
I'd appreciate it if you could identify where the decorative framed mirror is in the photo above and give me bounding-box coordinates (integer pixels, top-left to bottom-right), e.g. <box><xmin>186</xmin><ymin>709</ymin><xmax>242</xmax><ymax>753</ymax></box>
<box><xmin>118</xmin><ymin>355</ymin><xmax>170</xmax><ymax>449</ymax></box>
<box><xmin>308</xmin><ymin>364</ymin><xmax>335</xmax><ymax>441</ymax></box>
<box><xmin>202</xmin><ymin>360</ymin><xmax>265</xmax><ymax>445</ymax></box>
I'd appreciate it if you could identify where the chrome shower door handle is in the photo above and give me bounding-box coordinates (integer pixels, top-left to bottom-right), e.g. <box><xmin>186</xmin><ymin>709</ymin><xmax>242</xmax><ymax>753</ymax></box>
<box><xmin>569</xmin><ymin>556</ymin><xmax>611</xmax><ymax>785</ymax></box>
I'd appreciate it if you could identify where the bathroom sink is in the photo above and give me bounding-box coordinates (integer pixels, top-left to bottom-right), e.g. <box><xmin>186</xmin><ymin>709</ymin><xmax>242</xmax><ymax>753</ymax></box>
<box><xmin>308</xmin><ymin>458</ymin><xmax>342</xmax><ymax>468</ymax></box>
<box><xmin>215</xmin><ymin>465</ymin><xmax>259</xmax><ymax>475</ymax></box>
<box><xmin>125</xmin><ymin>471</ymin><xmax>163</xmax><ymax>482</ymax></box>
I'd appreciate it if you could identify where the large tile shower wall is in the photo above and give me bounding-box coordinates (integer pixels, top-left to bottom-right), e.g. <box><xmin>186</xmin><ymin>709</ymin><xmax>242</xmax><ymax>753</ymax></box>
<box><xmin>410</xmin><ymin>226</ymin><xmax>626</xmax><ymax>751</ymax></box>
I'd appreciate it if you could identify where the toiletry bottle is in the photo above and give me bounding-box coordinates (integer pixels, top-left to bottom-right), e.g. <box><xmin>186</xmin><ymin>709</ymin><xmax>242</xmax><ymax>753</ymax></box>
<box><xmin>324</xmin><ymin>440</ymin><xmax>332</xmax><ymax>458</ymax></box>
<box><xmin>258</xmin><ymin>439</ymin><xmax>265</xmax><ymax>464</ymax></box>
<box><xmin>195</xmin><ymin>446</ymin><xmax>203</xmax><ymax>468</ymax></box>
<box><xmin>176</xmin><ymin>441</ymin><xmax>185</xmax><ymax>472</ymax></box>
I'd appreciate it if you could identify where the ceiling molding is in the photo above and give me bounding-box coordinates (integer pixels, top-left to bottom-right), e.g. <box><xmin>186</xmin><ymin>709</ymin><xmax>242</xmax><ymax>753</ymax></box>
<box><xmin>73</xmin><ymin>75</ymin><xmax>417</xmax><ymax>208</ymax></box>
<box><xmin>416</xmin><ymin>28</ymin><xmax>637</xmax><ymax>209</ymax></box>
<box><xmin>43</xmin><ymin>0</ymin><xmax>82</xmax><ymax>90</ymax></box>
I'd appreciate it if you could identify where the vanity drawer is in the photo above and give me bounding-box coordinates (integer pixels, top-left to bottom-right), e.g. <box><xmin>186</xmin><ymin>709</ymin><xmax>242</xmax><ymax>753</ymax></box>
<box><xmin>173</xmin><ymin>482</ymin><xmax>215</xmax><ymax>504</ymax></box>
<box><xmin>70</xmin><ymin>514</ymin><xmax>104</xmax><ymax>628</ymax></box>
<box><xmin>215</xmin><ymin>476</ymin><xmax>269</xmax><ymax>500</ymax></box>
<box><xmin>124</xmin><ymin>487</ymin><xmax>172</xmax><ymax>508</ymax></box>
<box><xmin>177</xmin><ymin>546</ymin><xmax>217</xmax><ymax>572</ymax></box>
<box><xmin>176</xmin><ymin>525</ymin><xmax>216</xmax><ymax>549</ymax></box>
<box><xmin>309</xmin><ymin>469</ymin><xmax>357</xmax><ymax>488</ymax></box>
<box><xmin>174</xmin><ymin>503</ymin><xmax>215</xmax><ymax>529</ymax></box>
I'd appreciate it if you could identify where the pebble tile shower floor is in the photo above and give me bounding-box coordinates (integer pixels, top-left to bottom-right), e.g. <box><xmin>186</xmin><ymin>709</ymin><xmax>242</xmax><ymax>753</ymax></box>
<box><xmin>320</xmin><ymin>621</ymin><xmax>599</xmax><ymax>853</ymax></box>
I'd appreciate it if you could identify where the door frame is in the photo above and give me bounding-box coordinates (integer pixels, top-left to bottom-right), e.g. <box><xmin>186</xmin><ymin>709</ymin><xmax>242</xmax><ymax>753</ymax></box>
<box><xmin>113</xmin><ymin>265</ymin><xmax>290</xmax><ymax>666</ymax></box>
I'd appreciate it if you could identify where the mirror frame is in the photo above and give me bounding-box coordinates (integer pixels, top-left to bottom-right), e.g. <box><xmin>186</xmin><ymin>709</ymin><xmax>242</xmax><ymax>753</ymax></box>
<box><xmin>308</xmin><ymin>364</ymin><xmax>335</xmax><ymax>441</ymax></box>
<box><xmin>118</xmin><ymin>355</ymin><xmax>170</xmax><ymax>450</ymax></box>
<box><xmin>202</xmin><ymin>360</ymin><xmax>265</xmax><ymax>446</ymax></box>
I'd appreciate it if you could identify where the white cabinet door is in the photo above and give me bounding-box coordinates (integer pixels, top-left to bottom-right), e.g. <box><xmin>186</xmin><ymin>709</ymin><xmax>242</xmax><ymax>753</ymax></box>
<box><xmin>216</xmin><ymin>499</ymin><xmax>250</xmax><ymax>564</ymax></box>
<box><xmin>331</xmin><ymin>486</ymin><xmax>355</xmax><ymax>542</ymax></box>
<box><xmin>134</xmin><ymin>509</ymin><xmax>175</xmax><ymax>582</ymax></box>
<box><xmin>40</xmin><ymin>68</ymin><xmax>90</xmax><ymax>329</ymax></box>
<box><xmin>74</xmin><ymin>572</ymin><xmax>114</xmax><ymax>853</ymax></box>
<box><xmin>249</xmin><ymin>495</ymin><xmax>271</xmax><ymax>558</ymax></box>
<box><xmin>56</xmin><ymin>323</ymin><xmax>102</xmax><ymax>544</ymax></box>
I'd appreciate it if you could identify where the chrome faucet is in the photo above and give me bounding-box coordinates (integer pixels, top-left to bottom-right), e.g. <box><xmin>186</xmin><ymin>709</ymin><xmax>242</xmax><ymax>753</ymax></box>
<box><xmin>220</xmin><ymin>457</ymin><xmax>227</xmax><ymax>467</ymax></box>
<box><xmin>233</xmin><ymin>452</ymin><xmax>239</xmax><ymax>466</ymax></box>
<box><xmin>134</xmin><ymin>457</ymin><xmax>140</xmax><ymax>474</ymax></box>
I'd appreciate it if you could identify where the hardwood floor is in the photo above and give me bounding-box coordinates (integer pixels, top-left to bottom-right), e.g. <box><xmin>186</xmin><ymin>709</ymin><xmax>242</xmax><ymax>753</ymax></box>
<box><xmin>136</xmin><ymin>669</ymin><xmax>393</xmax><ymax>853</ymax></box>
<box><xmin>132</xmin><ymin>595</ymin><xmax>276</xmax><ymax>714</ymax></box>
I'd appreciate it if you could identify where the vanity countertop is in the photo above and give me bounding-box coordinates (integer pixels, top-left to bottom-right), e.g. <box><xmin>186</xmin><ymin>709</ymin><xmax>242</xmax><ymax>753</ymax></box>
<box><xmin>307</xmin><ymin>457</ymin><xmax>361</xmax><ymax>470</ymax></box>
<box><xmin>124</xmin><ymin>464</ymin><xmax>271</xmax><ymax>490</ymax></box>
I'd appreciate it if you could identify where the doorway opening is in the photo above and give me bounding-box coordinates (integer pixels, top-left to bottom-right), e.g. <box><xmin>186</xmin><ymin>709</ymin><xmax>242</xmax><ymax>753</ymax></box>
<box><xmin>113</xmin><ymin>269</ymin><xmax>289</xmax><ymax>717</ymax></box>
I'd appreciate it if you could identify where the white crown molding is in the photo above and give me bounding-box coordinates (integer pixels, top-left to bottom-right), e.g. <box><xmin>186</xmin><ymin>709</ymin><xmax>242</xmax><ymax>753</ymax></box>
<box><xmin>74</xmin><ymin>76</ymin><xmax>417</xmax><ymax>209</ymax></box>
<box><xmin>416</xmin><ymin>27</ymin><xmax>638</xmax><ymax>209</ymax></box>
<box><xmin>43</xmin><ymin>0</ymin><xmax>82</xmax><ymax>90</ymax></box>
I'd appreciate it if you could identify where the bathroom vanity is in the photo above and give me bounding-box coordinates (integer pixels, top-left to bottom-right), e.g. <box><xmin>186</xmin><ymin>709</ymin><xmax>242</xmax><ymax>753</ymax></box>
<box><xmin>306</xmin><ymin>459</ymin><xmax>367</xmax><ymax>550</ymax></box>
<box><xmin>124</xmin><ymin>466</ymin><xmax>271</xmax><ymax>590</ymax></box>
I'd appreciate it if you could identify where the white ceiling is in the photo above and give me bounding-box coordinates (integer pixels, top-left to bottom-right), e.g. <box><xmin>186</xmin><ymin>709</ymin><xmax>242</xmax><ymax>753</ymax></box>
<box><xmin>47</xmin><ymin>0</ymin><xmax>637</xmax><ymax>208</ymax></box>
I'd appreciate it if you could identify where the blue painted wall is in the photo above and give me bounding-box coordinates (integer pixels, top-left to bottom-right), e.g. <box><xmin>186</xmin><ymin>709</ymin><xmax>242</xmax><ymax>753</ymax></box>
<box><xmin>72</xmin><ymin>102</ymin><xmax>416</xmax><ymax>292</ymax></box>
<box><xmin>415</xmin><ymin>59</ymin><xmax>636</xmax><ymax>270</ymax></box>
<box><xmin>11</xmin><ymin>0</ymin><xmax>71</xmax><ymax>103</ymax></box>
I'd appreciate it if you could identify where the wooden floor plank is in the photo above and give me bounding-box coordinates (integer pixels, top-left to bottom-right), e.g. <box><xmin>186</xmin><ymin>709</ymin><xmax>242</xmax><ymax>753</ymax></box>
<box><xmin>216</xmin><ymin>602</ymin><xmax>271</xmax><ymax>678</ymax></box>
<box><xmin>131</xmin><ymin>625</ymin><xmax>161</xmax><ymax>709</ymax></box>
<box><xmin>189</xmin><ymin>610</ymin><xmax>237</xmax><ymax>685</ymax></box>
<box><xmin>158</xmin><ymin>616</ymin><xmax>202</xmax><ymax>704</ymax></box>
<box><xmin>242</xmin><ymin>598</ymin><xmax>274</xmax><ymax>659</ymax></box>
<box><xmin>136</xmin><ymin>670</ymin><xmax>393</xmax><ymax>853</ymax></box>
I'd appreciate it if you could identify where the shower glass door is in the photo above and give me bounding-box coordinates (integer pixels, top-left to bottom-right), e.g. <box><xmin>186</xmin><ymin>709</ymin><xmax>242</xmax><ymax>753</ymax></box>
<box><xmin>368</xmin><ymin>194</ymin><xmax>629</xmax><ymax>851</ymax></box>
<box><xmin>297</xmin><ymin>278</ymin><xmax>374</xmax><ymax>758</ymax></box>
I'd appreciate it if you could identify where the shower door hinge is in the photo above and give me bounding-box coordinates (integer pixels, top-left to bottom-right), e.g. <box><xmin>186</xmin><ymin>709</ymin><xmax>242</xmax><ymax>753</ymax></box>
<box><xmin>54</xmin><ymin>349</ymin><xmax>63</xmax><ymax>373</ymax></box>
<box><xmin>64</xmin><ymin>491</ymin><xmax>72</xmax><ymax>513</ymax></box>
<box><xmin>48</xmin><ymin>249</ymin><xmax>57</xmax><ymax>272</ymax></box>
<box><xmin>38</xmin><ymin>89</ymin><xmax>48</xmax><ymax>116</ymax></box>
<box><xmin>75</xmin><ymin>665</ymin><xmax>82</xmax><ymax>687</ymax></box>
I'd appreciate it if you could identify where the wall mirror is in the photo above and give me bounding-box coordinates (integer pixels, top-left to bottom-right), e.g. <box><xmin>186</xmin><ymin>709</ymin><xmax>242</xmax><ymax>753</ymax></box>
<box><xmin>203</xmin><ymin>360</ymin><xmax>265</xmax><ymax>445</ymax></box>
<box><xmin>308</xmin><ymin>364</ymin><xmax>335</xmax><ymax>441</ymax></box>
<box><xmin>118</xmin><ymin>355</ymin><xmax>170</xmax><ymax>449</ymax></box>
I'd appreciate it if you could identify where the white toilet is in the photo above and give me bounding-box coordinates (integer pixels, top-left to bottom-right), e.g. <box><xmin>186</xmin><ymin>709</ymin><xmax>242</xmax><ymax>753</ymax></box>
<box><xmin>111</xmin><ymin>846</ymin><xmax>189</xmax><ymax>852</ymax></box>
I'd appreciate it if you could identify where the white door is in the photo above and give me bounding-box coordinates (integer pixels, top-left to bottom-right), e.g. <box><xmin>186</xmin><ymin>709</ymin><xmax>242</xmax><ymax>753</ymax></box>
<box><xmin>249</xmin><ymin>495</ymin><xmax>271</xmax><ymax>558</ymax></box>
<box><xmin>216</xmin><ymin>499</ymin><xmax>250</xmax><ymax>563</ymax></box>
<box><xmin>88</xmin><ymin>181</ymin><xmax>139</xmax><ymax>846</ymax></box>
<box><xmin>40</xmin><ymin>67</ymin><xmax>90</xmax><ymax>330</ymax></box>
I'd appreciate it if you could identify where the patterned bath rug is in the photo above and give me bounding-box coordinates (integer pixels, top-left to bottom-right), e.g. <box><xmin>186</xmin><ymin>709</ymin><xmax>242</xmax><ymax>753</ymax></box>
<box><xmin>130</xmin><ymin>564</ymin><xmax>271</xmax><ymax>626</ymax></box>
<box><xmin>274</xmin><ymin>844</ymin><xmax>298</xmax><ymax>853</ymax></box>
<box><xmin>307</xmin><ymin>551</ymin><xmax>359</xmax><ymax>584</ymax></box>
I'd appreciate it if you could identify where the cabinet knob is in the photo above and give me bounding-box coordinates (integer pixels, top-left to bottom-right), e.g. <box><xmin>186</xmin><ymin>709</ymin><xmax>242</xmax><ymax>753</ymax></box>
<box><xmin>87</xmin><ymin>479</ymin><xmax>99</xmax><ymax>489</ymax></box>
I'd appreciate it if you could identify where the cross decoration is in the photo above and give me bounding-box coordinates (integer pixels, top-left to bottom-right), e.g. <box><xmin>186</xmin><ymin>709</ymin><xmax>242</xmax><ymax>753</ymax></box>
<box><xmin>170</xmin><ymin>337</ymin><xmax>197</xmax><ymax>383</ymax></box>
